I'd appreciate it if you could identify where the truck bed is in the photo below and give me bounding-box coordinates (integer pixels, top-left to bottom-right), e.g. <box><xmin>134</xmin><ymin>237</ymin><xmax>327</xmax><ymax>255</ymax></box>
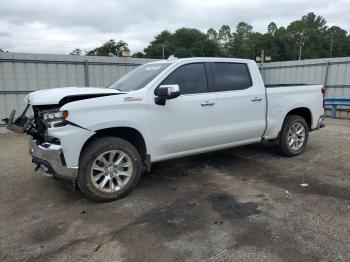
<box><xmin>263</xmin><ymin>84</ymin><xmax>324</xmax><ymax>139</ymax></box>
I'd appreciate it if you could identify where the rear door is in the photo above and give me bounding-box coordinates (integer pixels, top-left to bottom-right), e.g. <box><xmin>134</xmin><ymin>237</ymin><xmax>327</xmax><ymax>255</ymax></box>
<box><xmin>210</xmin><ymin>62</ymin><xmax>266</xmax><ymax>144</ymax></box>
<box><xmin>149</xmin><ymin>63</ymin><xmax>218</xmax><ymax>159</ymax></box>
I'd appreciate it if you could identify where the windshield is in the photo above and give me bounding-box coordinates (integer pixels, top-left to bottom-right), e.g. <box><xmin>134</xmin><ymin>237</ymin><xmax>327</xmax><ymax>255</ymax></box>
<box><xmin>108</xmin><ymin>63</ymin><xmax>171</xmax><ymax>91</ymax></box>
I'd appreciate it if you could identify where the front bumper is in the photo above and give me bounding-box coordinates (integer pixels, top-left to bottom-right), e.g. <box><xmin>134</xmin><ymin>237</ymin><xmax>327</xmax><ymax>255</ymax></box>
<box><xmin>29</xmin><ymin>139</ymin><xmax>78</xmax><ymax>183</ymax></box>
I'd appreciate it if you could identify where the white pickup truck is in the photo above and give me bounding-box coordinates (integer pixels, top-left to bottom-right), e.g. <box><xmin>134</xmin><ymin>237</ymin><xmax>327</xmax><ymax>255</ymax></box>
<box><xmin>5</xmin><ymin>57</ymin><xmax>325</xmax><ymax>201</ymax></box>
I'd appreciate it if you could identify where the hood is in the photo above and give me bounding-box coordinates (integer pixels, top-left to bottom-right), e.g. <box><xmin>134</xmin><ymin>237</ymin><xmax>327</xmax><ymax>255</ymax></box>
<box><xmin>25</xmin><ymin>87</ymin><xmax>122</xmax><ymax>105</ymax></box>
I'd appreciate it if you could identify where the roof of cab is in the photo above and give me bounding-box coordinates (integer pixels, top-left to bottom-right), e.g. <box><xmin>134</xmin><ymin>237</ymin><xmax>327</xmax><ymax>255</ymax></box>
<box><xmin>146</xmin><ymin>57</ymin><xmax>253</xmax><ymax>65</ymax></box>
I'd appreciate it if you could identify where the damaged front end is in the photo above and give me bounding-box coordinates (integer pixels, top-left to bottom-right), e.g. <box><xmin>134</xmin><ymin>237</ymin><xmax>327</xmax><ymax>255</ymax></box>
<box><xmin>2</xmin><ymin>87</ymin><xmax>122</xmax><ymax>190</ymax></box>
<box><xmin>3</xmin><ymin>104</ymin><xmax>78</xmax><ymax>188</ymax></box>
<box><xmin>4</xmin><ymin>104</ymin><xmax>37</xmax><ymax>136</ymax></box>
<box><xmin>3</xmin><ymin>104</ymin><xmax>58</xmax><ymax>143</ymax></box>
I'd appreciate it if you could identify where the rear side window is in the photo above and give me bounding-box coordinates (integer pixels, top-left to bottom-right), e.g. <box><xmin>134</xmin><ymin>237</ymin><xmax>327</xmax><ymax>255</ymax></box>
<box><xmin>211</xmin><ymin>63</ymin><xmax>252</xmax><ymax>91</ymax></box>
<box><xmin>161</xmin><ymin>63</ymin><xmax>208</xmax><ymax>95</ymax></box>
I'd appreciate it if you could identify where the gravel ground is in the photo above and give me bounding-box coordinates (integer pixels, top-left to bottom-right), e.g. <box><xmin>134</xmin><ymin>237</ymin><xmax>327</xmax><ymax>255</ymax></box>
<box><xmin>0</xmin><ymin>118</ymin><xmax>350</xmax><ymax>262</ymax></box>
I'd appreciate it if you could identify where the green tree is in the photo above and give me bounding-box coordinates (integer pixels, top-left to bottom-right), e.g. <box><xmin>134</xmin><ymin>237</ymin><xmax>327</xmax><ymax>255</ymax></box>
<box><xmin>143</xmin><ymin>30</ymin><xmax>173</xmax><ymax>58</ymax></box>
<box><xmin>285</xmin><ymin>12</ymin><xmax>327</xmax><ymax>60</ymax></box>
<box><xmin>131</xmin><ymin>52</ymin><xmax>145</xmax><ymax>58</ymax></box>
<box><xmin>143</xmin><ymin>28</ymin><xmax>220</xmax><ymax>58</ymax></box>
<box><xmin>245</xmin><ymin>32</ymin><xmax>264</xmax><ymax>60</ymax></box>
<box><xmin>231</xmin><ymin>22</ymin><xmax>253</xmax><ymax>58</ymax></box>
<box><xmin>218</xmin><ymin>25</ymin><xmax>232</xmax><ymax>57</ymax></box>
<box><xmin>69</xmin><ymin>48</ymin><xmax>83</xmax><ymax>55</ymax></box>
<box><xmin>252</xmin><ymin>23</ymin><xmax>289</xmax><ymax>62</ymax></box>
<box><xmin>326</xmin><ymin>26</ymin><xmax>350</xmax><ymax>57</ymax></box>
<box><xmin>86</xmin><ymin>40</ymin><xmax>129</xmax><ymax>57</ymax></box>
<box><xmin>268</xmin><ymin>22</ymin><xmax>278</xmax><ymax>36</ymax></box>
<box><xmin>272</xmin><ymin>26</ymin><xmax>289</xmax><ymax>61</ymax></box>
<box><xmin>207</xmin><ymin>28</ymin><xmax>218</xmax><ymax>41</ymax></box>
<box><xmin>143</xmin><ymin>12</ymin><xmax>350</xmax><ymax>61</ymax></box>
<box><xmin>287</xmin><ymin>20</ymin><xmax>307</xmax><ymax>60</ymax></box>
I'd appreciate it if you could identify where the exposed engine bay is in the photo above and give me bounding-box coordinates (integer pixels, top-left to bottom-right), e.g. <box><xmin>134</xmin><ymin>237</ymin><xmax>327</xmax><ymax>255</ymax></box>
<box><xmin>2</xmin><ymin>91</ymin><xmax>121</xmax><ymax>143</ymax></box>
<box><xmin>3</xmin><ymin>104</ymin><xmax>60</xmax><ymax>143</ymax></box>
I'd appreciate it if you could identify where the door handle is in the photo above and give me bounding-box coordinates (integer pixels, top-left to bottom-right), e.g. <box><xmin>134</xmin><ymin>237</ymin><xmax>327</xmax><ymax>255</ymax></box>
<box><xmin>201</xmin><ymin>101</ymin><xmax>215</xmax><ymax>106</ymax></box>
<box><xmin>251</xmin><ymin>97</ymin><xmax>263</xmax><ymax>102</ymax></box>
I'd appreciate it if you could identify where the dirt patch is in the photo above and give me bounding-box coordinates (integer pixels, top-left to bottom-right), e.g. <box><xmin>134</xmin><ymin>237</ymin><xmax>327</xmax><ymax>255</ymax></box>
<box><xmin>209</xmin><ymin>193</ymin><xmax>260</xmax><ymax>219</ymax></box>
<box><xmin>260</xmin><ymin>172</ymin><xmax>350</xmax><ymax>201</ymax></box>
<box><xmin>132</xmin><ymin>199</ymin><xmax>205</xmax><ymax>239</ymax></box>
<box><xmin>28</xmin><ymin>222</ymin><xmax>68</xmax><ymax>243</ymax></box>
<box><xmin>233</xmin><ymin>222</ymin><xmax>321</xmax><ymax>262</ymax></box>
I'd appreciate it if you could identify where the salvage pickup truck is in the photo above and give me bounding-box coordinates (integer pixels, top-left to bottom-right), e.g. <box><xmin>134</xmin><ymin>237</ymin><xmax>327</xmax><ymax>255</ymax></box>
<box><xmin>4</xmin><ymin>57</ymin><xmax>325</xmax><ymax>201</ymax></box>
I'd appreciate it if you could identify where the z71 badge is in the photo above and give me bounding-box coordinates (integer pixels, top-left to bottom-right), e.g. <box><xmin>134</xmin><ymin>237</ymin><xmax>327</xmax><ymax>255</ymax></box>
<box><xmin>124</xmin><ymin>96</ymin><xmax>143</xmax><ymax>102</ymax></box>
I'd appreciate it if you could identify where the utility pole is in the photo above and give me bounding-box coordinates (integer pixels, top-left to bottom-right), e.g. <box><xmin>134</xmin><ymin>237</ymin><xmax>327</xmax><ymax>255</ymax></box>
<box><xmin>329</xmin><ymin>36</ymin><xmax>333</xmax><ymax>58</ymax></box>
<box><xmin>260</xmin><ymin>49</ymin><xmax>265</xmax><ymax>81</ymax></box>
<box><xmin>162</xmin><ymin>43</ymin><xmax>165</xmax><ymax>59</ymax></box>
<box><xmin>298</xmin><ymin>32</ymin><xmax>305</xmax><ymax>61</ymax></box>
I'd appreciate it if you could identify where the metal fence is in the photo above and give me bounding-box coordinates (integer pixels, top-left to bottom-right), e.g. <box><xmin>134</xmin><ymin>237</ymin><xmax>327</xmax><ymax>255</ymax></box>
<box><xmin>0</xmin><ymin>52</ymin><xmax>155</xmax><ymax>129</ymax></box>
<box><xmin>262</xmin><ymin>56</ymin><xmax>350</xmax><ymax>118</ymax></box>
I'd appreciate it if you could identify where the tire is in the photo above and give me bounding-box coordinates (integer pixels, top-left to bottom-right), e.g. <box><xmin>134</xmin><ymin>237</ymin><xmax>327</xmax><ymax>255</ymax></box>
<box><xmin>278</xmin><ymin>115</ymin><xmax>309</xmax><ymax>157</ymax></box>
<box><xmin>78</xmin><ymin>137</ymin><xmax>142</xmax><ymax>202</ymax></box>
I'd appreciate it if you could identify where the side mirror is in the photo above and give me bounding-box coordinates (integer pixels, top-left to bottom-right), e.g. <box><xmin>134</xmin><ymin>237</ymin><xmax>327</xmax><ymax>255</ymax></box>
<box><xmin>155</xmin><ymin>84</ymin><xmax>180</xmax><ymax>105</ymax></box>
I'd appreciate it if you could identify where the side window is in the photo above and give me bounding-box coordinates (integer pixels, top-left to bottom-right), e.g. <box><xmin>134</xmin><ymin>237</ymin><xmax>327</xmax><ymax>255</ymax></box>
<box><xmin>161</xmin><ymin>63</ymin><xmax>208</xmax><ymax>95</ymax></box>
<box><xmin>211</xmin><ymin>63</ymin><xmax>252</xmax><ymax>92</ymax></box>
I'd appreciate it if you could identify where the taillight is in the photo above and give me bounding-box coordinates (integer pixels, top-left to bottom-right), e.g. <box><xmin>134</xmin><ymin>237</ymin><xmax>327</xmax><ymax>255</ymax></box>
<box><xmin>321</xmin><ymin>87</ymin><xmax>326</xmax><ymax>108</ymax></box>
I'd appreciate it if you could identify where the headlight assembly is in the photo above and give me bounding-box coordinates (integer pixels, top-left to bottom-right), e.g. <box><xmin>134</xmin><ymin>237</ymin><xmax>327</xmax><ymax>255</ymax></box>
<box><xmin>42</xmin><ymin>110</ymin><xmax>69</xmax><ymax>127</ymax></box>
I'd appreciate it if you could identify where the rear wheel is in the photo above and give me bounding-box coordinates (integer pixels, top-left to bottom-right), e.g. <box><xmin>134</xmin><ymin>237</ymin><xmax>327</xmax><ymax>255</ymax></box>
<box><xmin>278</xmin><ymin>115</ymin><xmax>309</xmax><ymax>156</ymax></box>
<box><xmin>78</xmin><ymin>137</ymin><xmax>142</xmax><ymax>202</ymax></box>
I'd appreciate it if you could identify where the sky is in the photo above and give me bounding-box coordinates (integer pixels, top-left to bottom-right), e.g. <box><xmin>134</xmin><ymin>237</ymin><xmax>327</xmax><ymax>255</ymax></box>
<box><xmin>0</xmin><ymin>0</ymin><xmax>349</xmax><ymax>55</ymax></box>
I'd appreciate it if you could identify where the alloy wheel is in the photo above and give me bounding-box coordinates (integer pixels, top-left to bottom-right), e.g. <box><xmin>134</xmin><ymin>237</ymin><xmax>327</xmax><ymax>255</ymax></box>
<box><xmin>287</xmin><ymin>122</ymin><xmax>306</xmax><ymax>151</ymax></box>
<box><xmin>90</xmin><ymin>150</ymin><xmax>133</xmax><ymax>193</ymax></box>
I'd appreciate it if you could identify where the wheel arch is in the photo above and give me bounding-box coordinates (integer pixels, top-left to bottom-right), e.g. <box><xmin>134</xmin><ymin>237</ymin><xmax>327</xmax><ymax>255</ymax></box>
<box><xmin>285</xmin><ymin>107</ymin><xmax>312</xmax><ymax>129</ymax></box>
<box><xmin>79</xmin><ymin>126</ymin><xmax>149</xmax><ymax>168</ymax></box>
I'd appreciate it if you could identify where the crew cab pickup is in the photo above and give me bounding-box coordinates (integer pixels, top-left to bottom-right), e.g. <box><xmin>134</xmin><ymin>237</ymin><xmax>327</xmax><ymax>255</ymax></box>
<box><xmin>4</xmin><ymin>57</ymin><xmax>325</xmax><ymax>201</ymax></box>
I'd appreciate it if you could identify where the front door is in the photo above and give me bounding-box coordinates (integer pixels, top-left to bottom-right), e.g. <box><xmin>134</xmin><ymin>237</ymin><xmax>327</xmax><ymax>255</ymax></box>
<box><xmin>149</xmin><ymin>63</ymin><xmax>218</xmax><ymax>160</ymax></box>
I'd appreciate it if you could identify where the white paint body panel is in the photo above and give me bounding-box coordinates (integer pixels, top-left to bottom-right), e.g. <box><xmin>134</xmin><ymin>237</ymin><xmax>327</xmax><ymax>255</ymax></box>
<box><xmin>264</xmin><ymin>85</ymin><xmax>324</xmax><ymax>139</ymax></box>
<box><xmin>26</xmin><ymin>57</ymin><xmax>324</xmax><ymax>168</ymax></box>
<box><xmin>25</xmin><ymin>87</ymin><xmax>121</xmax><ymax>105</ymax></box>
<box><xmin>214</xmin><ymin>60</ymin><xmax>267</xmax><ymax>145</ymax></box>
<box><xmin>149</xmin><ymin>92</ymin><xmax>219</xmax><ymax>158</ymax></box>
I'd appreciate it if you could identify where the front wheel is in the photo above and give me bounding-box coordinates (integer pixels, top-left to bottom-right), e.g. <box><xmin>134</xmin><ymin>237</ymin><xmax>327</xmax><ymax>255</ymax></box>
<box><xmin>278</xmin><ymin>115</ymin><xmax>309</xmax><ymax>156</ymax></box>
<box><xmin>78</xmin><ymin>137</ymin><xmax>142</xmax><ymax>202</ymax></box>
